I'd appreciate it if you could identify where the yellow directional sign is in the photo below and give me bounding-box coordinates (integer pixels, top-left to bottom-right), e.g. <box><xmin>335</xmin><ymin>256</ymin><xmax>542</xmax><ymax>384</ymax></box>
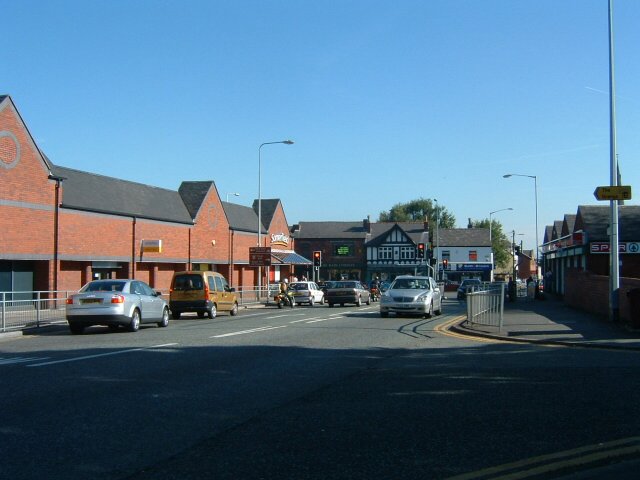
<box><xmin>593</xmin><ymin>185</ymin><xmax>632</xmax><ymax>201</ymax></box>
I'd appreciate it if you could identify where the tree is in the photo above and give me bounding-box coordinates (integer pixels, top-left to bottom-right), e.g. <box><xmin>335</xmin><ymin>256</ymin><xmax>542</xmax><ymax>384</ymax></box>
<box><xmin>471</xmin><ymin>218</ymin><xmax>511</xmax><ymax>268</ymax></box>
<box><xmin>378</xmin><ymin>198</ymin><xmax>455</xmax><ymax>230</ymax></box>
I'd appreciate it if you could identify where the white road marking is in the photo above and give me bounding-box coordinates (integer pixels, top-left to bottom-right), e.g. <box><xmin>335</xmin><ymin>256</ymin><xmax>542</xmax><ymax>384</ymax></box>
<box><xmin>307</xmin><ymin>316</ymin><xmax>345</xmax><ymax>324</ymax></box>
<box><xmin>26</xmin><ymin>343</ymin><xmax>179</xmax><ymax>367</ymax></box>
<box><xmin>212</xmin><ymin>325</ymin><xmax>287</xmax><ymax>338</ymax></box>
<box><xmin>0</xmin><ymin>356</ymin><xmax>50</xmax><ymax>366</ymax></box>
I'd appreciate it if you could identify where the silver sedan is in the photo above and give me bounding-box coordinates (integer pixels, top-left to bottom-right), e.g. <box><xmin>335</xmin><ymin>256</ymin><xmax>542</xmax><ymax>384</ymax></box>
<box><xmin>65</xmin><ymin>279</ymin><xmax>170</xmax><ymax>334</ymax></box>
<box><xmin>380</xmin><ymin>275</ymin><xmax>443</xmax><ymax>318</ymax></box>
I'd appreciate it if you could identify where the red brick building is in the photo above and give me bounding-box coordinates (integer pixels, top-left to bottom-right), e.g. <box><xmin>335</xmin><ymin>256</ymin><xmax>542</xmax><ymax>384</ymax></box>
<box><xmin>0</xmin><ymin>95</ymin><xmax>305</xmax><ymax>294</ymax></box>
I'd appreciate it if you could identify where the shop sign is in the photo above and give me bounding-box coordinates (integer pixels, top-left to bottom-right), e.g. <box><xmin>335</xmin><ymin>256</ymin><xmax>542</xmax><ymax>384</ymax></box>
<box><xmin>141</xmin><ymin>239</ymin><xmax>162</xmax><ymax>253</ymax></box>
<box><xmin>456</xmin><ymin>263</ymin><xmax>492</xmax><ymax>271</ymax></box>
<box><xmin>591</xmin><ymin>242</ymin><xmax>640</xmax><ymax>254</ymax></box>
<box><xmin>271</xmin><ymin>233</ymin><xmax>289</xmax><ymax>247</ymax></box>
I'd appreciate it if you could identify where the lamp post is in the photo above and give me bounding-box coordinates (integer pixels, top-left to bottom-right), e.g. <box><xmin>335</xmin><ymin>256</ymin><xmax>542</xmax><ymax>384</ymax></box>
<box><xmin>226</xmin><ymin>192</ymin><xmax>240</xmax><ymax>202</ymax></box>
<box><xmin>258</xmin><ymin>140</ymin><xmax>294</xmax><ymax>294</ymax></box>
<box><xmin>503</xmin><ymin>174</ymin><xmax>538</xmax><ymax>277</ymax></box>
<box><xmin>489</xmin><ymin>207</ymin><xmax>513</xmax><ymax>281</ymax></box>
<box><xmin>433</xmin><ymin>198</ymin><xmax>440</xmax><ymax>281</ymax></box>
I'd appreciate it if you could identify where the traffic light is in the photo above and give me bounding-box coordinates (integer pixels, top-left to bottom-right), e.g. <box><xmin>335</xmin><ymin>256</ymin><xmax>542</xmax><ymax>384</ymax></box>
<box><xmin>417</xmin><ymin>243</ymin><xmax>425</xmax><ymax>259</ymax></box>
<box><xmin>515</xmin><ymin>245</ymin><xmax>521</xmax><ymax>255</ymax></box>
<box><xmin>313</xmin><ymin>250</ymin><xmax>322</xmax><ymax>267</ymax></box>
<box><xmin>443</xmin><ymin>259</ymin><xmax>449</xmax><ymax>269</ymax></box>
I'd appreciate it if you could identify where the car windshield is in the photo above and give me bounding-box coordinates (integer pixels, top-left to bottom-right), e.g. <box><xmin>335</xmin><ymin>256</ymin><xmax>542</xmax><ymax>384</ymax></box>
<box><xmin>391</xmin><ymin>278</ymin><xmax>428</xmax><ymax>290</ymax></box>
<box><xmin>82</xmin><ymin>281</ymin><xmax>125</xmax><ymax>292</ymax></box>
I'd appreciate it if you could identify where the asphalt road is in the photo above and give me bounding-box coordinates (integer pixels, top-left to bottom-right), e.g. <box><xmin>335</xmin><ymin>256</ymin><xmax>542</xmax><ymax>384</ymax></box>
<box><xmin>1</xmin><ymin>300</ymin><xmax>639</xmax><ymax>479</ymax></box>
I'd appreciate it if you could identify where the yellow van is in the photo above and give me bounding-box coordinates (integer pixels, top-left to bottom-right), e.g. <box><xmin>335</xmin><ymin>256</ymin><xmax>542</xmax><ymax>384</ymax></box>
<box><xmin>169</xmin><ymin>271</ymin><xmax>238</xmax><ymax>319</ymax></box>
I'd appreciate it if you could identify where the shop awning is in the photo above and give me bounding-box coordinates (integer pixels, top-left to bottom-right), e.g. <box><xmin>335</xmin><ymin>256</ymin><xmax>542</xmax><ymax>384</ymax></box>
<box><xmin>271</xmin><ymin>249</ymin><xmax>312</xmax><ymax>265</ymax></box>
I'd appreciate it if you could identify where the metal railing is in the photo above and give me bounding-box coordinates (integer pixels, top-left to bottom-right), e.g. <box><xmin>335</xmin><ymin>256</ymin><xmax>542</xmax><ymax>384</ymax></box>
<box><xmin>1</xmin><ymin>291</ymin><xmax>73</xmax><ymax>333</ymax></box>
<box><xmin>466</xmin><ymin>283</ymin><xmax>505</xmax><ymax>331</ymax></box>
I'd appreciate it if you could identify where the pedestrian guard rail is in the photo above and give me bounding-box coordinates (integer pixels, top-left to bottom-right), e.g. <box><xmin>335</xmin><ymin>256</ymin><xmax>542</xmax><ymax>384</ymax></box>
<box><xmin>465</xmin><ymin>282</ymin><xmax>506</xmax><ymax>331</ymax></box>
<box><xmin>1</xmin><ymin>286</ymin><xmax>275</xmax><ymax>333</ymax></box>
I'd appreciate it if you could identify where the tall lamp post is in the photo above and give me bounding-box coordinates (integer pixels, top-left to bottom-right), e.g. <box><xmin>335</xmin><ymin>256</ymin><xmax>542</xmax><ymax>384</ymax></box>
<box><xmin>258</xmin><ymin>140</ymin><xmax>294</xmax><ymax>294</ymax></box>
<box><xmin>489</xmin><ymin>207</ymin><xmax>513</xmax><ymax>281</ymax></box>
<box><xmin>503</xmin><ymin>174</ymin><xmax>538</xmax><ymax>277</ymax></box>
<box><xmin>433</xmin><ymin>198</ymin><xmax>440</xmax><ymax>281</ymax></box>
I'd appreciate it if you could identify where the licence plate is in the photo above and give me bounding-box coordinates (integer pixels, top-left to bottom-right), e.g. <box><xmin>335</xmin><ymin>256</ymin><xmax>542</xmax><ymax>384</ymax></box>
<box><xmin>81</xmin><ymin>298</ymin><xmax>102</xmax><ymax>304</ymax></box>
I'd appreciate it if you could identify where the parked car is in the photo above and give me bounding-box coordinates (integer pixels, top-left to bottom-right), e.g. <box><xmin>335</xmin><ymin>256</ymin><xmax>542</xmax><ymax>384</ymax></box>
<box><xmin>169</xmin><ymin>271</ymin><xmax>238</xmax><ymax>319</ymax></box>
<box><xmin>457</xmin><ymin>278</ymin><xmax>482</xmax><ymax>300</ymax></box>
<box><xmin>65</xmin><ymin>279</ymin><xmax>169</xmax><ymax>334</ymax></box>
<box><xmin>379</xmin><ymin>275</ymin><xmax>442</xmax><ymax>318</ymax></box>
<box><xmin>317</xmin><ymin>281</ymin><xmax>335</xmax><ymax>296</ymax></box>
<box><xmin>325</xmin><ymin>280</ymin><xmax>371</xmax><ymax>307</ymax></box>
<box><xmin>288</xmin><ymin>281</ymin><xmax>325</xmax><ymax>306</ymax></box>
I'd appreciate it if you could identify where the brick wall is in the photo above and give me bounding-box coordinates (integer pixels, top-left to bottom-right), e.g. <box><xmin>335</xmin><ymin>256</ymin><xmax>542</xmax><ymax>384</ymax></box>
<box><xmin>565</xmin><ymin>268</ymin><xmax>640</xmax><ymax>323</ymax></box>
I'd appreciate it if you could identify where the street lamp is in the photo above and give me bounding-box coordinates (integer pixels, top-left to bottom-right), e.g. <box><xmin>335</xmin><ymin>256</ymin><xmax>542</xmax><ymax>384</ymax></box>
<box><xmin>433</xmin><ymin>198</ymin><xmax>440</xmax><ymax>281</ymax></box>
<box><xmin>258</xmin><ymin>140</ymin><xmax>294</xmax><ymax>293</ymax></box>
<box><xmin>226</xmin><ymin>192</ymin><xmax>240</xmax><ymax>202</ymax></box>
<box><xmin>503</xmin><ymin>174</ymin><xmax>538</xmax><ymax>276</ymax></box>
<box><xmin>489</xmin><ymin>207</ymin><xmax>513</xmax><ymax>281</ymax></box>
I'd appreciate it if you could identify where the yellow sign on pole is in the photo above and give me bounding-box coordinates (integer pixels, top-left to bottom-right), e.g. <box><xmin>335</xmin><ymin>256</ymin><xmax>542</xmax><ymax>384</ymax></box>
<box><xmin>593</xmin><ymin>185</ymin><xmax>632</xmax><ymax>201</ymax></box>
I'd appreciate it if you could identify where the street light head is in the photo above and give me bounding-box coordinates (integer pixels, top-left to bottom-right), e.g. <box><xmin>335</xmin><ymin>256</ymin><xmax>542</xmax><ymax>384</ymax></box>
<box><xmin>503</xmin><ymin>174</ymin><xmax>512</xmax><ymax>178</ymax></box>
<box><xmin>283</xmin><ymin>140</ymin><xmax>294</xmax><ymax>145</ymax></box>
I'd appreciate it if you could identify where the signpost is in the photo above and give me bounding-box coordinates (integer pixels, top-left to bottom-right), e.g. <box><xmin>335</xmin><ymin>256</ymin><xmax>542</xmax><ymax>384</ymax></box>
<box><xmin>593</xmin><ymin>185</ymin><xmax>632</xmax><ymax>201</ymax></box>
<box><xmin>249</xmin><ymin>246</ymin><xmax>271</xmax><ymax>266</ymax></box>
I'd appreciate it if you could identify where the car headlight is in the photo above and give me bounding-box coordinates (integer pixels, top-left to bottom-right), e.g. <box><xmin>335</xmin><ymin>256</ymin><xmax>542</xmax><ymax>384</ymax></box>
<box><xmin>416</xmin><ymin>292</ymin><xmax>430</xmax><ymax>302</ymax></box>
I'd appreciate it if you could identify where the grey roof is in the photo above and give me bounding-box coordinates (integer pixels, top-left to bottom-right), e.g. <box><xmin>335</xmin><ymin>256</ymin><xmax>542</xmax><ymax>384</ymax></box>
<box><xmin>296</xmin><ymin>221</ymin><xmax>369</xmax><ymax>239</ymax></box>
<box><xmin>574</xmin><ymin>205</ymin><xmax>640</xmax><ymax>242</ymax></box>
<box><xmin>367</xmin><ymin>222</ymin><xmax>428</xmax><ymax>246</ymax></box>
<box><xmin>50</xmin><ymin>165</ymin><xmax>193</xmax><ymax>224</ymax></box>
<box><xmin>552</xmin><ymin>220</ymin><xmax>563</xmax><ymax>240</ymax></box>
<box><xmin>561</xmin><ymin>214</ymin><xmax>577</xmax><ymax>237</ymax></box>
<box><xmin>543</xmin><ymin>225</ymin><xmax>554</xmax><ymax>244</ymax></box>
<box><xmin>438</xmin><ymin>228</ymin><xmax>491</xmax><ymax>247</ymax></box>
<box><xmin>252</xmin><ymin>199</ymin><xmax>282</xmax><ymax>230</ymax></box>
<box><xmin>178</xmin><ymin>181</ymin><xmax>215</xmax><ymax>219</ymax></box>
<box><xmin>222</xmin><ymin>201</ymin><xmax>265</xmax><ymax>234</ymax></box>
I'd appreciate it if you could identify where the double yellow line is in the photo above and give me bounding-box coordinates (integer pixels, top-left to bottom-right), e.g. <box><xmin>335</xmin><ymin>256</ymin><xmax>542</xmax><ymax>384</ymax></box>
<box><xmin>434</xmin><ymin>316</ymin><xmax>501</xmax><ymax>344</ymax></box>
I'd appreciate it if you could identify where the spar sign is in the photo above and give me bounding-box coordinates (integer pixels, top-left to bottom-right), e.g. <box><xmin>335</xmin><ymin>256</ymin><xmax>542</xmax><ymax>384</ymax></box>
<box><xmin>590</xmin><ymin>242</ymin><xmax>640</xmax><ymax>254</ymax></box>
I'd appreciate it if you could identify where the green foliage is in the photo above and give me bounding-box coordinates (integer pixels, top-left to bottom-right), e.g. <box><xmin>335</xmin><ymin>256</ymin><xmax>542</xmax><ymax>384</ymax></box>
<box><xmin>378</xmin><ymin>198</ymin><xmax>456</xmax><ymax>230</ymax></box>
<box><xmin>472</xmin><ymin>218</ymin><xmax>511</xmax><ymax>268</ymax></box>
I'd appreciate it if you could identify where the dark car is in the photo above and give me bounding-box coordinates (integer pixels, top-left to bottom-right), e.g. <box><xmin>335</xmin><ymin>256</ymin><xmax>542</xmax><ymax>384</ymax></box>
<box><xmin>457</xmin><ymin>278</ymin><xmax>482</xmax><ymax>300</ymax></box>
<box><xmin>325</xmin><ymin>280</ymin><xmax>371</xmax><ymax>307</ymax></box>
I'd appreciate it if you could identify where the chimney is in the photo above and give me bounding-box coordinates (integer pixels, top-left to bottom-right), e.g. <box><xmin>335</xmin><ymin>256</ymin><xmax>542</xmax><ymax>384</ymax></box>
<box><xmin>363</xmin><ymin>216</ymin><xmax>371</xmax><ymax>233</ymax></box>
<box><xmin>468</xmin><ymin>218</ymin><xmax>473</xmax><ymax>229</ymax></box>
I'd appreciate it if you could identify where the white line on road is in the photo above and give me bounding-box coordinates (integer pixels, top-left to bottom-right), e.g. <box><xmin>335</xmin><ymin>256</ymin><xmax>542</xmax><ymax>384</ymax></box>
<box><xmin>26</xmin><ymin>343</ymin><xmax>180</xmax><ymax>367</ymax></box>
<box><xmin>211</xmin><ymin>325</ymin><xmax>287</xmax><ymax>338</ymax></box>
<box><xmin>306</xmin><ymin>316</ymin><xmax>345</xmax><ymax>324</ymax></box>
<box><xmin>0</xmin><ymin>356</ymin><xmax>51</xmax><ymax>366</ymax></box>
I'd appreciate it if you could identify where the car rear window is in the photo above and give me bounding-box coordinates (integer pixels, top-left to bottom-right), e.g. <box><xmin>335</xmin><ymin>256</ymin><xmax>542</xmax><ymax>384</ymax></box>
<box><xmin>333</xmin><ymin>281</ymin><xmax>358</xmax><ymax>289</ymax></box>
<box><xmin>173</xmin><ymin>275</ymin><xmax>204</xmax><ymax>291</ymax></box>
<box><xmin>83</xmin><ymin>281</ymin><xmax>125</xmax><ymax>292</ymax></box>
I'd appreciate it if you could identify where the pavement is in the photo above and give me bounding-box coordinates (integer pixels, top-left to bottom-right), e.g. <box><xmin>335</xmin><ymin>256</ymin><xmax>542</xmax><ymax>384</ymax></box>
<box><xmin>452</xmin><ymin>294</ymin><xmax>640</xmax><ymax>351</ymax></box>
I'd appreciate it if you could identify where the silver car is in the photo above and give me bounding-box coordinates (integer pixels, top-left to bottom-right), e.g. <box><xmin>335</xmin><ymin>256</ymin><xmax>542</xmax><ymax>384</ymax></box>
<box><xmin>66</xmin><ymin>279</ymin><xmax>170</xmax><ymax>334</ymax></box>
<box><xmin>380</xmin><ymin>275</ymin><xmax>443</xmax><ymax>318</ymax></box>
<box><xmin>288</xmin><ymin>281</ymin><xmax>325</xmax><ymax>306</ymax></box>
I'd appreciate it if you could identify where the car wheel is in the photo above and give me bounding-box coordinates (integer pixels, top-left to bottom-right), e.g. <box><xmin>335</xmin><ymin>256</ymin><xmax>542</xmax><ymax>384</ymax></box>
<box><xmin>208</xmin><ymin>304</ymin><xmax>217</xmax><ymax>319</ymax></box>
<box><xmin>366</xmin><ymin>296</ymin><xmax>371</xmax><ymax>306</ymax></box>
<box><xmin>435</xmin><ymin>301</ymin><xmax>442</xmax><ymax>316</ymax></box>
<box><xmin>69</xmin><ymin>323</ymin><xmax>84</xmax><ymax>335</ymax></box>
<box><xmin>329</xmin><ymin>303</ymin><xmax>334</xmax><ymax>308</ymax></box>
<box><xmin>158</xmin><ymin>308</ymin><xmax>169</xmax><ymax>327</ymax></box>
<box><xmin>309</xmin><ymin>298</ymin><xmax>314</xmax><ymax>307</ymax></box>
<box><xmin>230</xmin><ymin>302</ymin><xmax>238</xmax><ymax>316</ymax></box>
<box><xmin>128</xmin><ymin>309</ymin><xmax>141</xmax><ymax>332</ymax></box>
<box><xmin>171</xmin><ymin>311</ymin><xmax>181</xmax><ymax>320</ymax></box>
<box><xmin>320</xmin><ymin>296</ymin><xmax>325</xmax><ymax>305</ymax></box>
<box><xmin>356</xmin><ymin>297</ymin><xmax>361</xmax><ymax>307</ymax></box>
<box><xmin>380</xmin><ymin>311</ymin><xmax>389</xmax><ymax>318</ymax></box>
<box><xmin>424</xmin><ymin>302</ymin><xmax>433</xmax><ymax>319</ymax></box>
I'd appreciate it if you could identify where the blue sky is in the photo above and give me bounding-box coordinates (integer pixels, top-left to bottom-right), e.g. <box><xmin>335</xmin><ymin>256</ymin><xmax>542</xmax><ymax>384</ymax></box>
<box><xmin>5</xmin><ymin>0</ymin><xmax>639</xmax><ymax>252</ymax></box>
